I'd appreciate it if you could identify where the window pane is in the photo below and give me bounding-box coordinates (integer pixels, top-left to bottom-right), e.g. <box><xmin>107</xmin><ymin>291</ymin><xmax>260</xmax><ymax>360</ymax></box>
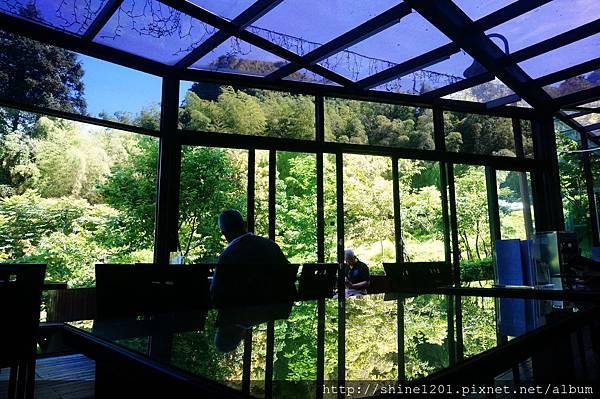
<box><xmin>189</xmin><ymin>0</ymin><xmax>255</xmax><ymax>20</ymax></box>
<box><xmin>319</xmin><ymin>12</ymin><xmax>450</xmax><ymax>81</ymax></box>
<box><xmin>452</xmin><ymin>0</ymin><xmax>516</xmax><ymax>21</ymax></box>
<box><xmin>325</xmin><ymin>98</ymin><xmax>435</xmax><ymax>150</ymax></box>
<box><xmin>485</xmin><ymin>0</ymin><xmax>600</xmax><ymax>53</ymax></box>
<box><xmin>343</xmin><ymin>154</ymin><xmax>395</xmax><ymax>274</ymax></box>
<box><xmin>191</xmin><ymin>38</ymin><xmax>290</xmax><ymax>76</ymax></box>
<box><xmin>444</xmin><ymin>112</ymin><xmax>516</xmax><ymax>156</ymax></box>
<box><xmin>179</xmin><ymin>82</ymin><xmax>315</xmax><ymax>139</ymax></box>
<box><xmin>518</xmin><ymin>33</ymin><xmax>600</xmax><ymax>79</ymax></box>
<box><xmin>96</xmin><ymin>0</ymin><xmax>218</xmax><ymax>64</ymax></box>
<box><xmin>454</xmin><ymin>165</ymin><xmax>493</xmax><ymax>283</ymax></box>
<box><xmin>497</xmin><ymin>170</ymin><xmax>535</xmax><ymax>240</ymax></box>
<box><xmin>556</xmin><ymin>126</ymin><xmax>593</xmax><ymax>257</ymax></box>
<box><xmin>544</xmin><ymin>71</ymin><xmax>600</xmax><ymax>98</ymax></box>
<box><xmin>400</xmin><ymin>160</ymin><xmax>445</xmax><ymax>262</ymax></box>
<box><xmin>443</xmin><ymin>78</ymin><xmax>515</xmax><ymax>103</ymax></box>
<box><xmin>178</xmin><ymin>146</ymin><xmax>247</xmax><ymax>263</ymax></box>
<box><xmin>254</xmin><ymin>150</ymin><xmax>270</xmax><ymax>237</ymax></box>
<box><xmin>0</xmin><ymin>33</ymin><xmax>161</xmax><ymax>130</ymax></box>
<box><xmin>275</xmin><ymin>152</ymin><xmax>317</xmax><ymax>263</ymax></box>
<box><xmin>370</xmin><ymin>51</ymin><xmax>476</xmax><ymax>95</ymax></box>
<box><xmin>0</xmin><ymin>0</ymin><xmax>107</xmax><ymax>35</ymax></box>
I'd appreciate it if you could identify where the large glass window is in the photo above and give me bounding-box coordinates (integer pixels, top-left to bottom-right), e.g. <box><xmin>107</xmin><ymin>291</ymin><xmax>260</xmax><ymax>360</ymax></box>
<box><xmin>179</xmin><ymin>82</ymin><xmax>315</xmax><ymax>140</ymax></box>
<box><xmin>444</xmin><ymin>112</ymin><xmax>516</xmax><ymax>156</ymax></box>
<box><xmin>325</xmin><ymin>98</ymin><xmax>435</xmax><ymax>150</ymax></box>
<box><xmin>556</xmin><ymin>125</ymin><xmax>593</xmax><ymax>256</ymax></box>
<box><xmin>0</xmin><ymin>109</ymin><xmax>157</xmax><ymax>288</ymax></box>
<box><xmin>177</xmin><ymin>146</ymin><xmax>247</xmax><ymax>263</ymax></box>
<box><xmin>496</xmin><ymin>170</ymin><xmax>535</xmax><ymax>241</ymax></box>
<box><xmin>454</xmin><ymin>165</ymin><xmax>493</xmax><ymax>283</ymax></box>
<box><xmin>400</xmin><ymin>160</ymin><xmax>445</xmax><ymax>262</ymax></box>
<box><xmin>343</xmin><ymin>154</ymin><xmax>395</xmax><ymax>274</ymax></box>
<box><xmin>275</xmin><ymin>152</ymin><xmax>317</xmax><ymax>263</ymax></box>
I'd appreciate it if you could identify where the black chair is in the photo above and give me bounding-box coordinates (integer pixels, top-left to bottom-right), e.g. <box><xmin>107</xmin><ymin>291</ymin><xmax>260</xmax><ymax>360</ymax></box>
<box><xmin>95</xmin><ymin>264</ymin><xmax>211</xmax><ymax>319</ymax></box>
<box><xmin>383</xmin><ymin>262</ymin><xmax>452</xmax><ymax>291</ymax></box>
<box><xmin>211</xmin><ymin>263</ymin><xmax>299</xmax><ymax>307</ymax></box>
<box><xmin>0</xmin><ymin>263</ymin><xmax>46</xmax><ymax>399</ymax></box>
<box><xmin>297</xmin><ymin>263</ymin><xmax>338</xmax><ymax>299</ymax></box>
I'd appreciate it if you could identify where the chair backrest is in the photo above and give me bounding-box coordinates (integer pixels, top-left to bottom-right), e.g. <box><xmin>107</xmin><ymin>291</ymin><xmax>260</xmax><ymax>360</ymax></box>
<box><xmin>297</xmin><ymin>263</ymin><xmax>338</xmax><ymax>299</ymax></box>
<box><xmin>211</xmin><ymin>263</ymin><xmax>299</xmax><ymax>307</ymax></box>
<box><xmin>383</xmin><ymin>262</ymin><xmax>452</xmax><ymax>290</ymax></box>
<box><xmin>95</xmin><ymin>264</ymin><xmax>211</xmax><ymax>319</ymax></box>
<box><xmin>0</xmin><ymin>263</ymin><xmax>46</xmax><ymax>366</ymax></box>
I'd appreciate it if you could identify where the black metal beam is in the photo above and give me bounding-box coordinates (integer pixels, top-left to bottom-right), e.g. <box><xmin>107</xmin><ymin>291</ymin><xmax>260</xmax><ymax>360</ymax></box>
<box><xmin>509</xmin><ymin>19</ymin><xmax>600</xmax><ymax>64</ymax></box>
<box><xmin>567</xmin><ymin>108</ymin><xmax>600</xmax><ymax>119</ymax></box>
<box><xmin>421</xmin><ymin>72</ymin><xmax>495</xmax><ymax>99</ymax></box>
<box><xmin>174</xmin><ymin>0</ymin><xmax>283</xmax><ymax>70</ymax></box>
<box><xmin>0</xmin><ymin>11</ymin><xmax>171</xmax><ymax>76</ymax></box>
<box><xmin>82</xmin><ymin>0</ymin><xmax>124</xmax><ymax>40</ymax></box>
<box><xmin>266</xmin><ymin>2</ymin><xmax>412</xmax><ymax>80</ymax></box>
<box><xmin>0</xmin><ymin>98</ymin><xmax>160</xmax><ymax>138</ymax></box>
<box><xmin>555</xmin><ymin>85</ymin><xmax>600</xmax><ymax>109</ymax></box>
<box><xmin>392</xmin><ymin>157</ymin><xmax>403</xmax><ymax>262</ymax></box>
<box><xmin>531</xmin><ymin>115</ymin><xmax>565</xmax><ymax>232</ymax></box>
<box><xmin>177</xmin><ymin>130</ymin><xmax>542</xmax><ymax>171</ymax></box>
<box><xmin>584</xmin><ymin>122</ymin><xmax>600</xmax><ymax>132</ymax></box>
<box><xmin>407</xmin><ymin>0</ymin><xmax>554</xmax><ymax>111</ymax></box>
<box><xmin>356</xmin><ymin>43</ymin><xmax>460</xmax><ymax>89</ymax></box>
<box><xmin>486</xmin><ymin>94</ymin><xmax>521</xmax><ymax>109</ymax></box>
<box><xmin>180</xmin><ymin>69</ymin><xmax>537</xmax><ymax>119</ymax></box>
<box><xmin>153</xmin><ymin>76</ymin><xmax>182</xmax><ymax>264</ymax></box>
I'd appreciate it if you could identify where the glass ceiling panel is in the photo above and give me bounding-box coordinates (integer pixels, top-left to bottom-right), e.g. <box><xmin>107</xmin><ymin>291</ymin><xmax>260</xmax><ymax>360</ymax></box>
<box><xmin>246</xmin><ymin>0</ymin><xmax>400</xmax><ymax>56</ymax></box>
<box><xmin>318</xmin><ymin>12</ymin><xmax>451</xmax><ymax>82</ymax></box>
<box><xmin>574</xmin><ymin>113</ymin><xmax>600</xmax><ymax>126</ymax></box>
<box><xmin>518</xmin><ymin>33</ymin><xmax>600</xmax><ymax>79</ymax></box>
<box><xmin>189</xmin><ymin>0</ymin><xmax>255</xmax><ymax>20</ymax></box>
<box><xmin>485</xmin><ymin>0</ymin><xmax>600</xmax><ymax>53</ymax></box>
<box><xmin>543</xmin><ymin>70</ymin><xmax>600</xmax><ymax>98</ymax></box>
<box><xmin>452</xmin><ymin>0</ymin><xmax>516</xmax><ymax>21</ymax></box>
<box><xmin>370</xmin><ymin>51</ymin><xmax>476</xmax><ymax>95</ymax></box>
<box><xmin>0</xmin><ymin>0</ymin><xmax>107</xmax><ymax>35</ymax></box>
<box><xmin>95</xmin><ymin>0</ymin><xmax>218</xmax><ymax>64</ymax></box>
<box><xmin>284</xmin><ymin>69</ymin><xmax>341</xmax><ymax>86</ymax></box>
<box><xmin>442</xmin><ymin>78</ymin><xmax>514</xmax><ymax>103</ymax></box>
<box><xmin>191</xmin><ymin>37</ymin><xmax>289</xmax><ymax>76</ymax></box>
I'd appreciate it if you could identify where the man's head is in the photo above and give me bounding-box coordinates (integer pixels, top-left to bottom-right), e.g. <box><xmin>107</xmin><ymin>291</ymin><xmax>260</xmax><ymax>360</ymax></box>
<box><xmin>218</xmin><ymin>209</ymin><xmax>247</xmax><ymax>243</ymax></box>
<box><xmin>344</xmin><ymin>249</ymin><xmax>358</xmax><ymax>266</ymax></box>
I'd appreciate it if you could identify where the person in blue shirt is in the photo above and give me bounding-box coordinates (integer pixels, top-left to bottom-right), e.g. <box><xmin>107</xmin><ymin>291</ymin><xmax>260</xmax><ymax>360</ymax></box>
<box><xmin>344</xmin><ymin>249</ymin><xmax>370</xmax><ymax>296</ymax></box>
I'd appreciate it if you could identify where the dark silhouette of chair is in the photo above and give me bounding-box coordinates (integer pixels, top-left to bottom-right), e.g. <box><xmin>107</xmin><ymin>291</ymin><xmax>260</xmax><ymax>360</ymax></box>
<box><xmin>0</xmin><ymin>263</ymin><xmax>46</xmax><ymax>399</ymax></box>
<box><xmin>297</xmin><ymin>263</ymin><xmax>338</xmax><ymax>299</ymax></box>
<box><xmin>211</xmin><ymin>263</ymin><xmax>299</xmax><ymax>307</ymax></box>
<box><xmin>383</xmin><ymin>262</ymin><xmax>452</xmax><ymax>291</ymax></box>
<box><xmin>95</xmin><ymin>264</ymin><xmax>211</xmax><ymax>319</ymax></box>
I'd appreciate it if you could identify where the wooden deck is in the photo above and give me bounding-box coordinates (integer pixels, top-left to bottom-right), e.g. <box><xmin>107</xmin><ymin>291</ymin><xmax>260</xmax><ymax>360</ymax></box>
<box><xmin>0</xmin><ymin>354</ymin><xmax>95</xmax><ymax>399</ymax></box>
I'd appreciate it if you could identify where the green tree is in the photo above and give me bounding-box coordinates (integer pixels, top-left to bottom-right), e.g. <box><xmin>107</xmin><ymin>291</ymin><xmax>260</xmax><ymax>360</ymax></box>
<box><xmin>0</xmin><ymin>4</ymin><xmax>85</xmax><ymax>134</ymax></box>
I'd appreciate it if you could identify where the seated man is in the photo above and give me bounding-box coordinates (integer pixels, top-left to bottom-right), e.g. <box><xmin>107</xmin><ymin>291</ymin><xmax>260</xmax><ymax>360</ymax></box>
<box><xmin>211</xmin><ymin>209</ymin><xmax>295</xmax><ymax>305</ymax></box>
<box><xmin>344</xmin><ymin>249</ymin><xmax>370</xmax><ymax>297</ymax></box>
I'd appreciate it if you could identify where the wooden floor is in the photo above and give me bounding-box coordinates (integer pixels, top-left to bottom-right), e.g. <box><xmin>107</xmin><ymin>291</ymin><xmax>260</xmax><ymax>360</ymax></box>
<box><xmin>0</xmin><ymin>354</ymin><xmax>95</xmax><ymax>399</ymax></box>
